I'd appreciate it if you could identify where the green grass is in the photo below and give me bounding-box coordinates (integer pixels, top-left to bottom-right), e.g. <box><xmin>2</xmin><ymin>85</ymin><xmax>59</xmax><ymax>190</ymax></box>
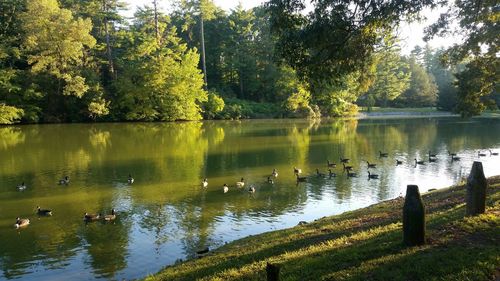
<box><xmin>146</xmin><ymin>177</ymin><xmax>500</xmax><ymax>281</ymax></box>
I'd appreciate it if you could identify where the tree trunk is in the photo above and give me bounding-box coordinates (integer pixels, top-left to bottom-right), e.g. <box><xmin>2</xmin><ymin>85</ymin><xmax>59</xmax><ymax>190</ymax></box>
<box><xmin>200</xmin><ymin>14</ymin><xmax>208</xmax><ymax>89</ymax></box>
<box><xmin>153</xmin><ymin>0</ymin><xmax>160</xmax><ymax>43</ymax></box>
<box><xmin>103</xmin><ymin>0</ymin><xmax>115</xmax><ymax>78</ymax></box>
<box><xmin>466</xmin><ymin>161</ymin><xmax>487</xmax><ymax>216</ymax></box>
<box><xmin>403</xmin><ymin>185</ymin><xmax>426</xmax><ymax>246</ymax></box>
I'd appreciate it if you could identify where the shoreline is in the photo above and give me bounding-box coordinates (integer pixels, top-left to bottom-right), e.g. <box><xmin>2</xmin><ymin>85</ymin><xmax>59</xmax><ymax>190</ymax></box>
<box><xmin>146</xmin><ymin>176</ymin><xmax>500</xmax><ymax>281</ymax></box>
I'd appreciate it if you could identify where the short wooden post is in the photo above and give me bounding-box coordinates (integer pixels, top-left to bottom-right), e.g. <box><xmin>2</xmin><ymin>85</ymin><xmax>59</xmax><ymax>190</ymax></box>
<box><xmin>403</xmin><ymin>185</ymin><xmax>426</xmax><ymax>246</ymax></box>
<box><xmin>466</xmin><ymin>161</ymin><xmax>488</xmax><ymax>216</ymax></box>
<box><xmin>266</xmin><ymin>262</ymin><xmax>280</xmax><ymax>281</ymax></box>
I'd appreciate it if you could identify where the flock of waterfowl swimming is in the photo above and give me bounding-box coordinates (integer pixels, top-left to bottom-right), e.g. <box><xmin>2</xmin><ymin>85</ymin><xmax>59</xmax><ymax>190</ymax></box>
<box><xmin>12</xmin><ymin>150</ymin><xmax>498</xmax><ymax>229</ymax></box>
<box><xmin>13</xmin><ymin>174</ymin><xmax>134</xmax><ymax>229</ymax></box>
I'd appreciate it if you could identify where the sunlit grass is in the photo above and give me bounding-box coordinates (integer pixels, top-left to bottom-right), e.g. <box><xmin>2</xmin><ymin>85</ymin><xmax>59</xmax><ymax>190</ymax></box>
<box><xmin>147</xmin><ymin>176</ymin><xmax>500</xmax><ymax>281</ymax></box>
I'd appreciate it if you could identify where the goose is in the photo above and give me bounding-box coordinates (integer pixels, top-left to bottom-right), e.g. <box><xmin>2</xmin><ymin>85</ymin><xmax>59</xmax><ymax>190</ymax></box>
<box><xmin>368</xmin><ymin>171</ymin><xmax>379</xmax><ymax>179</ymax></box>
<box><xmin>202</xmin><ymin>178</ymin><xmax>208</xmax><ymax>188</ymax></box>
<box><xmin>347</xmin><ymin>171</ymin><xmax>357</xmax><ymax>178</ymax></box>
<box><xmin>396</xmin><ymin>159</ymin><xmax>403</xmax><ymax>165</ymax></box>
<box><xmin>267</xmin><ymin>176</ymin><xmax>274</xmax><ymax>184</ymax></box>
<box><xmin>340</xmin><ymin>157</ymin><xmax>349</xmax><ymax>163</ymax></box>
<box><xmin>58</xmin><ymin>176</ymin><xmax>69</xmax><ymax>185</ymax></box>
<box><xmin>236</xmin><ymin>178</ymin><xmax>245</xmax><ymax>188</ymax></box>
<box><xmin>272</xmin><ymin>169</ymin><xmax>278</xmax><ymax>177</ymax></box>
<box><xmin>17</xmin><ymin>182</ymin><xmax>26</xmax><ymax>191</ymax></box>
<box><xmin>316</xmin><ymin>169</ymin><xmax>325</xmax><ymax>177</ymax></box>
<box><xmin>223</xmin><ymin>184</ymin><xmax>229</xmax><ymax>193</ymax></box>
<box><xmin>83</xmin><ymin>213</ymin><xmax>101</xmax><ymax>222</ymax></box>
<box><xmin>448</xmin><ymin>151</ymin><xmax>457</xmax><ymax>157</ymax></box>
<box><xmin>327</xmin><ymin>160</ymin><xmax>336</xmax><ymax>167</ymax></box>
<box><xmin>103</xmin><ymin>209</ymin><xmax>116</xmax><ymax>221</ymax></box>
<box><xmin>379</xmin><ymin>151</ymin><xmax>388</xmax><ymax>157</ymax></box>
<box><xmin>14</xmin><ymin>217</ymin><xmax>30</xmax><ymax>228</ymax></box>
<box><xmin>128</xmin><ymin>174</ymin><xmax>134</xmax><ymax>184</ymax></box>
<box><xmin>428</xmin><ymin>151</ymin><xmax>437</xmax><ymax>158</ymax></box>
<box><xmin>293</xmin><ymin>167</ymin><xmax>302</xmax><ymax>174</ymax></box>
<box><xmin>490</xmin><ymin>150</ymin><xmax>499</xmax><ymax>156</ymax></box>
<box><xmin>478</xmin><ymin>151</ymin><xmax>487</xmax><ymax>157</ymax></box>
<box><xmin>36</xmin><ymin>206</ymin><xmax>52</xmax><ymax>216</ymax></box>
<box><xmin>451</xmin><ymin>155</ymin><xmax>461</xmax><ymax>161</ymax></box>
<box><xmin>414</xmin><ymin>158</ymin><xmax>425</xmax><ymax>165</ymax></box>
<box><xmin>296</xmin><ymin>174</ymin><xmax>307</xmax><ymax>182</ymax></box>
<box><xmin>342</xmin><ymin>163</ymin><xmax>353</xmax><ymax>171</ymax></box>
<box><xmin>248</xmin><ymin>186</ymin><xmax>256</xmax><ymax>193</ymax></box>
<box><xmin>428</xmin><ymin>156</ymin><xmax>437</xmax><ymax>163</ymax></box>
<box><xmin>328</xmin><ymin>169</ymin><xmax>336</xmax><ymax>178</ymax></box>
<box><xmin>367</xmin><ymin>161</ymin><xmax>376</xmax><ymax>168</ymax></box>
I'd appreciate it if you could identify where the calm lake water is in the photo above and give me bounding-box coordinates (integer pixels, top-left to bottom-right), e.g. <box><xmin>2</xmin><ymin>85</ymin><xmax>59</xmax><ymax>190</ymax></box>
<box><xmin>1</xmin><ymin>117</ymin><xmax>499</xmax><ymax>280</ymax></box>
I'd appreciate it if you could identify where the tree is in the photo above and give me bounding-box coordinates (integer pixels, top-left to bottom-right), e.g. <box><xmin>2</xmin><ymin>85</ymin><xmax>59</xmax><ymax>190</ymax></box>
<box><xmin>21</xmin><ymin>0</ymin><xmax>98</xmax><ymax>121</ymax></box>
<box><xmin>267</xmin><ymin>0</ymin><xmax>435</xmax><ymax>82</ymax></box>
<box><xmin>396</xmin><ymin>57</ymin><xmax>438</xmax><ymax>107</ymax></box>
<box><xmin>425</xmin><ymin>0</ymin><xmax>499</xmax><ymax>116</ymax></box>
<box><xmin>114</xmin><ymin>7</ymin><xmax>207</xmax><ymax>121</ymax></box>
<box><xmin>368</xmin><ymin>37</ymin><xmax>410</xmax><ymax>106</ymax></box>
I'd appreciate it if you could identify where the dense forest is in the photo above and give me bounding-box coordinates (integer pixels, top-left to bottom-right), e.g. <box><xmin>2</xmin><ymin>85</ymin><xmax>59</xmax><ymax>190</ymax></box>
<box><xmin>0</xmin><ymin>0</ymin><xmax>498</xmax><ymax>124</ymax></box>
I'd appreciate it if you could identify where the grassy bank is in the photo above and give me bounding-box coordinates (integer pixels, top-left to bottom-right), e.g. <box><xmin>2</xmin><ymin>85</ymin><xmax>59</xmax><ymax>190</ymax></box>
<box><xmin>147</xmin><ymin>177</ymin><xmax>500</xmax><ymax>281</ymax></box>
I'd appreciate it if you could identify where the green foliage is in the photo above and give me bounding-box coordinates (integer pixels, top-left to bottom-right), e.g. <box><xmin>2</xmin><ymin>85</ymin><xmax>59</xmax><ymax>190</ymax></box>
<box><xmin>425</xmin><ymin>0</ymin><xmax>499</xmax><ymax>116</ymax></box>
<box><xmin>0</xmin><ymin>103</ymin><xmax>24</xmax><ymax>124</ymax></box>
<box><xmin>203</xmin><ymin>91</ymin><xmax>225</xmax><ymax>119</ymax></box>
<box><xmin>455</xmin><ymin>58</ymin><xmax>499</xmax><ymax>117</ymax></box>
<box><xmin>220</xmin><ymin>98</ymin><xmax>280</xmax><ymax>119</ymax></box>
<box><xmin>114</xmin><ymin>8</ymin><xmax>207</xmax><ymax>121</ymax></box>
<box><xmin>395</xmin><ymin>57</ymin><xmax>438</xmax><ymax>107</ymax></box>
<box><xmin>368</xmin><ymin>38</ymin><xmax>411</xmax><ymax>106</ymax></box>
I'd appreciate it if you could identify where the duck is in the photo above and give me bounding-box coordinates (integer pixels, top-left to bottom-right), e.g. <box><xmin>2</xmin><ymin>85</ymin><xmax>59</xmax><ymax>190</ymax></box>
<box><xmin>367</xmin><ymin>161</ymin><xmax>376</xmax><ymax>168</ymax></box>
<box><xmin>368</xmin><ymin>171</ymin><xmax>379</xmax><ymax>179</ymax></box>
<box><xmin>36</xmin><ymin>206</ymin><xmax>52</xmax><ymax>216</ymax></box>
<box><xmin>202</xmin><ymin>178</ymin><xmax>208</xmax><ymax>188</ymax></box>
<box><xmin>17</xmin><ymin>182</ymin><xmax>26</xmax><ymax>191</ymax></box>
<box><xmin>293</xmin><ymin>167</ymin><xmax>302</xmax><ymax>174</ymax></box>
<box><xmin>267</xmin><ymin>176</ymin><xmax>274</xmax><ymax>184</ymax></box>
<box><xmin>236</xmin><ymin>178</ymin><xmax>245</xmax><ymax>188</ymax></box>
<box><xmin>83</xmin><ymin>212</ymin><xmax>101</xmax><ymax>222</ymax></box>
<box><xmin>428</xmin><ymin>151</ymin><xmax>437</xmax><ymax>158</ymax></box>
<box><xmin>342</xmin><ymin>163</ymin><xmax>353</xmax><ymax>171</ymax></box>
<box><xmin>272</xmin><ymin>169</ymin><xmax>278</xmax><ymax>177</ymax></box>
<box><xmin>347</xmin><ymin>171</ymin><xmax>357</xmax><ymax>178</ymax></box>
<box><xmin>448</xmin><ymin>150</ymin><xmax>457</xmax><ymax>157</ymax></box>
<box><xmin>396</xmin><ymin>159</ymin><xmax>403</xmax><ymax>165</ymax></box>
<box><xmin>451</xmin><ymin>155</ymin><xmax>461</xmax><ymax>161</ymax></box>
<box><xmin>328</xmin><ymin>169</ymin><xmax>336</xmax><ymax>178</ymax></box>
<box><xmin>340</xmin><ymin>157</ymin><xmax>349</xmax><ymax>163</ymax></box>
<box><xmin>414</xmin><ymin>158</ymin><xmax>425</xmax><ymax>165</ymax></box>
<box><xmin>248</xmin><ymin>186</ymin><xmax>256</xmax><ymax>193</ymax></box>
<box><xmin>327</xmin><ymin>160</ymin><xmax>336</xmax><ymax>167</ymax></box>
<box><xmin>127</xmin><ymin>174</ymin><xmax>134</xmax><ymax>184</ymax></box>
<box><xmin>58</xmin><ymin>176</ymin><xmax>69</xmax><ymax>185</ymax></box>
<box><xmin>296</xmin><ymin>174</ymin><xmax>307</xmax><ymax>182</ymax></box>
<box><xmin>14</xmin><ymin>217</ymin><xmax>30</xmax><ymax>228</ymax></box>
<box><xmin>316</xmin><ymin>169</ymin><xmax>325</xmax><ymax>177</ymax></box>
<box><xmin>490</xmin><ymin>150</ymin><xmax>499</xmax><ymax>156</ymax></box>
<box><xmin>103</xmin><ymin>209</ymin><xmax>116</xmax><ymax>221</ymax></box>
<box><xmin>478</xmin><ymin>151</ymin><xmax>487</xmax><ymax>157</ymax></box>
<box><xmin>379</xmin><ymin>151</ymin><xmax>388</xmax><ymax>157</ymax></box>
<box><xmin>428</xmin><ymin>155</ymin><xmax>437</xmax><ymax>163</ymax></box>
<box><xmin>223</xmin><ymin>184</ymin><xmax>229</xmax><ymax>193</ymax></box>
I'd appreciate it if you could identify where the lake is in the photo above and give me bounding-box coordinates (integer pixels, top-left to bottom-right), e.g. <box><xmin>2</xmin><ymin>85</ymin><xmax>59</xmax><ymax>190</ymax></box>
<box><xmin>0</xmin><ymin>117</ymin><xmax>499</xmax><ymax>280</ymax></box>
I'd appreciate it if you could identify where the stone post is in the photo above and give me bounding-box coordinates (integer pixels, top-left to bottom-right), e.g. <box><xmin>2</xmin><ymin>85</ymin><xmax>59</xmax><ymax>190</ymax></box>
<box><xmin>266</xmin><ymin>262</ymin><xmax>280</xmax><ymax>281</ymax></box>
<box><xmin>403</xmin><ymin>185</ymin><xmax>426</xmax><ymax>246</ymax></box>
<box><xmin>466</xmin><ymin>161</ymin><xmax>488</xmax><ymax>216</ymax></box>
